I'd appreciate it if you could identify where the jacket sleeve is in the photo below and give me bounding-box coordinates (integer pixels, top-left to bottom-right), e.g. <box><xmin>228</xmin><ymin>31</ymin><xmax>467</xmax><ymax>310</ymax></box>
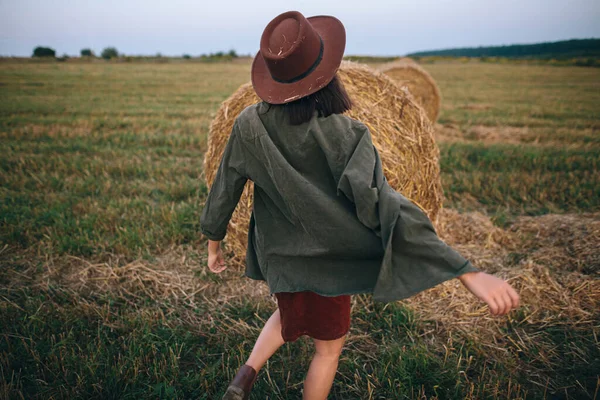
<box><xmin>200</xmin><ymin>121</ymin><xmax>248</xmax><ymax>241</ymax></box>
<box><xmin>336</xmin><ymin>122</ymin><xmax>481</xmax><ymax>303</ymax></box>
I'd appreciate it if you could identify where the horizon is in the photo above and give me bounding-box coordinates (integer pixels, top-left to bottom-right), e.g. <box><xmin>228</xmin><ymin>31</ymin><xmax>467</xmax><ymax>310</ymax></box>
<box><xmin>2</xmin><ymin>0</ymin><xmax>600</xmax><ymax>57</ymax></box>
<box><xmin>13</xmin><ymin>37</ymin><xmax>600</xmax><ymax>59</ymax></box>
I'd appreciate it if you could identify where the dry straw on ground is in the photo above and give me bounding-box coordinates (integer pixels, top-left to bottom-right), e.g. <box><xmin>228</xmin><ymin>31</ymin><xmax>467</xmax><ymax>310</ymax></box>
<box><xmin>405</xmin><ymin>258</ymin><xmax>599</xmax><ymax>387</ymax></box>
<box><xmin>379</xmin><ymin>59</ymin><xmax>442</xmax><ymax>123</ymax></box>
<box><xmin>436</xmin><ymin>208</ymin><xmax>516</xmax><ymax>274</ymax></box>
<box><xmin>506</xmin><ymin>212</ymin><xmax>600</xmax><ymax>276</ymax></box>
<box><xmin>4</xmin><ymin>210</ymin><xmax>598</xmax><ymax>396</ymax></box>
<box><xmin>204</xmin><ymin>60</ymin><xmax>443</xmax><ymax>265</ymax></box>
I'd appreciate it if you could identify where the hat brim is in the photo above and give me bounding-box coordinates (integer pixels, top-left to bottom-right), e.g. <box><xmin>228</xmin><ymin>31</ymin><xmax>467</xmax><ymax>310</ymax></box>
<box><xmin>251</xmin><ymin>15</ymin><xmax>346</xmax><ymax>104</ymax></box>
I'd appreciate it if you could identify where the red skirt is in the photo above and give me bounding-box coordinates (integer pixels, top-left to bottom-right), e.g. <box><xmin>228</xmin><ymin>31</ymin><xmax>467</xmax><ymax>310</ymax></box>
<box><xmin>274</xmin><ymin>291</ymin><xmax>351</xmax><ymax>343</ymax></box>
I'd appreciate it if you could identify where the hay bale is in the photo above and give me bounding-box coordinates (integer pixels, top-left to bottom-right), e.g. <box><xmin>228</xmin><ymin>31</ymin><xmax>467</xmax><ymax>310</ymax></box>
<box><xmin>204</xmin><ymin>61</ymin><xmax>442</xmax><ymax>265</ymax></box>
<box><xmin>393</xmin><ymin>57</ymin><xmax>419</xmax><ymax>66</ymax></box>
<box><xmin>379</xmin><ymin>61</ymin><xmax>441</xmax><ymax>123</ymax></box>
<box><xmin>506</xmin><ymin>212</ymin><xmax>600</xmax><ymax>276</ymax></box>
<box><xmin>436</xmin><ymin>208</ymin><xmax>516</xmax><ymax>274</ymax></box>
<box><xmin>437</xmin><ymin>208</ymin><xmax>514</xmax><ymax>248</ymax></box>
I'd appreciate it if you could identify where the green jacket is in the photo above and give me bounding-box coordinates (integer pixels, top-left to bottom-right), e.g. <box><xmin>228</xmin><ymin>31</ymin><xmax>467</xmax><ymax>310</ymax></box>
<box><xmin>200</xmin><ymin>102</ymin><xmax>480</xmax><ymax>303</ymax></box>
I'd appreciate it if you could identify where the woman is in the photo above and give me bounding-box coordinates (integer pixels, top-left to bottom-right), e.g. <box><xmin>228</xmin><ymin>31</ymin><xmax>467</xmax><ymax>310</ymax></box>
<box><xmin>200</xmin><ymin>11</ymin><xmax>520</xmax><ymax>400</ymax></box>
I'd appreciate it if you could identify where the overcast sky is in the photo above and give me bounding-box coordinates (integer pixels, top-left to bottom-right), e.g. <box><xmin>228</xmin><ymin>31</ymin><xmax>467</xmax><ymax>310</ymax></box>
<box><xmin>1</xmin><ymin>0</ymin><xmax>599</xmax><ymax>57</ymax></box>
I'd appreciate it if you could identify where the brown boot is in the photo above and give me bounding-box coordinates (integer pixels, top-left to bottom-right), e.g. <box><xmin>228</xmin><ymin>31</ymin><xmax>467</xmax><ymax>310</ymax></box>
<box><xmin>222</xmin><ymin>364</ymin><xmax>258</xmax><ymax>400</ymax></box>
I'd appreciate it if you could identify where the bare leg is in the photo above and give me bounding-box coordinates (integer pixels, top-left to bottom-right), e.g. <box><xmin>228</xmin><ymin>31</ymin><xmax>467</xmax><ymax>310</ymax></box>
<box><xmin>302</xmin><ymin>335</ymin><xmax>346</xmax><ymax>400</ymax></box>
<box><xmin>245</xmin><ymin>307</ymin><xmax>286</xmax><ymax>372</ymax></box>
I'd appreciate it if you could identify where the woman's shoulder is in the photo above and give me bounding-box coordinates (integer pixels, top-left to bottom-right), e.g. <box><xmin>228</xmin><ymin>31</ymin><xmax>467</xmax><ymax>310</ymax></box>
<box><xmin>314</xmin><ymin>113</ymin><xmax>370</xmax><ymax>146</ymax></box>
<box><xmin>229</xmin><ymin>103</ymin><xmax>266</xmax><ymax>140</ymax></box>
<box><xmin>318</xmin><ymin>112</ymin><xmax>368</xmax><ymax>134</ymax></box>
<box><xmin>234</xmin><ymin>103</ymin><xmax>262</xmax><ymax>126</ymax></box>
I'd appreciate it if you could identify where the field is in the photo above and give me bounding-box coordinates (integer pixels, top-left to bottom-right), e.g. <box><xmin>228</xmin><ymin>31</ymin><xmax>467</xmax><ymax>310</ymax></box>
<box><xmin>1</xmin><ymin>59</ymin><xmax>599</xmax><ymax>399</ymax></box>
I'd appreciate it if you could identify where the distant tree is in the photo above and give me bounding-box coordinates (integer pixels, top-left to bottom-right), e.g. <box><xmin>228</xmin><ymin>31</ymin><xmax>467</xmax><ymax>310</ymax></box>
<box><xmin>228</xmin><ymin>49</ymin><xmax>238</xmax><ymax>58</ymax></box>
<box><xmin>155</xmin><ymin>52</ymin><xmax>169</xmax><ymax>63</ymax></box>
<box><xmin>32</xmin><ymin>46</ymin><xmax>56</xmax><ymax>57</ymax></box>
<box><xmin>183</xmin><ymin>54</ymin><xmax>191</xmax><ymax>59</ymax></box>
<box><xmin>214</xmin><ymin>51</ymin><xmax>224</xmax><ymax>57</ymax></box>
<box><xmin>80</xmin><ymin>48</ymin><xmax>94</xmax><ymax>57</ymax></box>
<box><xmin>101</xmin><ymin>47</ymin><xmax>119</xmax><ymax>60</ymax></box>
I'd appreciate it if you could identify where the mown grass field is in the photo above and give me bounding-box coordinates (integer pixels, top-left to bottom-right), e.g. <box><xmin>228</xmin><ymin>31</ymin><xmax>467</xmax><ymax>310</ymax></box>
<box><xmin>1</xmin><ymin>60</ymin><xmax>599</xmax><ymax>399</ymax></box>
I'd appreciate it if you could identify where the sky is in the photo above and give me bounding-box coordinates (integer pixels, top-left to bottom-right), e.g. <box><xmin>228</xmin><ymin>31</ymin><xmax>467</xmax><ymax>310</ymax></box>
<box><xmin>1</xmin><ymin>0</ymin><xmax>599</xmax><ymax>57</ymax></box>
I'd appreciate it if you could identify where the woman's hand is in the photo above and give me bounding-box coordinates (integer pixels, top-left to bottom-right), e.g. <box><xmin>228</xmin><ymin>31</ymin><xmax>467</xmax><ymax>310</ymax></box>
<box><xmin>207</xmin><ymin>239</ymin><xmax>227</xmax><ymax>273</ymax></box>
<box><xmin>459</xmin><ymin>271</ymin><xmax>520</xmax><ymax>316</ymax></box>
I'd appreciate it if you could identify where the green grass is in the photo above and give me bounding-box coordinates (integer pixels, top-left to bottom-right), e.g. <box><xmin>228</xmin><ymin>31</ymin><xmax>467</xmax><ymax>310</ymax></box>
<box><xmin>1</xmin><ymin>128</ymin><xmax>207</xmax><ymax>258</ymax></box>
<box><xmin>426</xmin><ymin>62</ymin><xmax>600</xmax><ymax>129</ymax></box>
<box><xmin>0</xmin><ymin>62</ymin><xmax>250</xmax><ymax>259</ymax></box>
<box><xmin>439</xmin><ymin>142</ymin><xmax>600</xmax><ymax>215</ymax></box>
<box><xmin>0</xmin><ymin>286</ymin><xmax>538</xmax><ymax>399</ymax></box>
<box><xmin>1</xmin><ymin>62</ymin><xmax>599</xmax><ymax>257</ymax></box>
<box><xmin>1</xmin><ymin>60</ymin><xmax>599</xmax><ymax>399</ymax></box>
<box><xmin>3</xmin><ymin>283</ymin><xmax>595</xmax><ymax>399</ymax></box>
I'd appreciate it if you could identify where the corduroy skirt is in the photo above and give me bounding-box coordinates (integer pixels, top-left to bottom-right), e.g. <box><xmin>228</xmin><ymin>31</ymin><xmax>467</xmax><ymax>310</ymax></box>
<box><xmin>273</xmin><ymin>291</ymin><xmax>351</xmax><ymax>342</ymax></box>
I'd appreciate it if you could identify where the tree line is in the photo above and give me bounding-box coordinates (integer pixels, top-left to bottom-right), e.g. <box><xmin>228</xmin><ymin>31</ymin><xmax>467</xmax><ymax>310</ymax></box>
<box><xmin>32</xmin><ymin>46</ymin><xmax>240</xmax><ymax>60</ymax></box>
<box><xmin>407</xmin><ymin>38</ymin><xmax>600</xmax><ymax>60</ymax></box>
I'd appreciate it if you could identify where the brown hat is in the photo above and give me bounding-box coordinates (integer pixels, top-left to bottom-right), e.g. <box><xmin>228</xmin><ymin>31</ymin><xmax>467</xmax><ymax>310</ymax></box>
<box><xmin>251</xmin><ymin>11</ymin><xmax>346</xmax><ymax>104</ymax></box>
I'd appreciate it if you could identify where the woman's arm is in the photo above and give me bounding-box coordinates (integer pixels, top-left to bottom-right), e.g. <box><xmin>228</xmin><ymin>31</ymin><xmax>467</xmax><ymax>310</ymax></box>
<box><xmin>335</xmin><ymin>121</ymin><xmax>519</xmax><ymax>315</ymax></box>
<box><xmin>200</xmin><ymin>121</ymin><xmax>248</xmax><ymax>272</ymax></box>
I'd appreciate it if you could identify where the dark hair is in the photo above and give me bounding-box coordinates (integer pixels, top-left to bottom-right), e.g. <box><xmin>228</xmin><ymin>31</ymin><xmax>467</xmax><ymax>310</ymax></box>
<box><xmin>266</xmin><ymin>74</ymin><xmax>353</xmax><ymax>125</ymax></box>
